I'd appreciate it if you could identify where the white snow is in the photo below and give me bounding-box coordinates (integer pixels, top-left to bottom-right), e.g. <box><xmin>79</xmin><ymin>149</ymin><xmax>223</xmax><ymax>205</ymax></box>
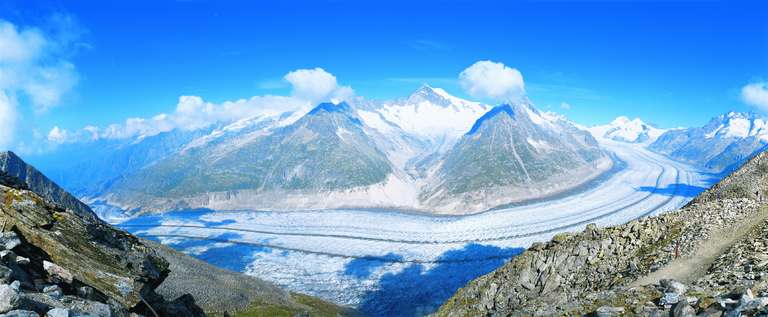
<box><xmin>704</xmin><ymin>113</ymin><xmax>768</xmax><ymax>140</ymax></box>
<box><xmin>589</xmin><ymin>116</ymin><xmax>666</xmax><ymax>144</ymax></box>
<box><xmin>364</xmin><ymin>86</ymin><xmax>490</xmax><ymax>143</ymax></box>
<box><xmin>115</xmin><ymin>139</ymin><xmax>713</xmax><ymax>310</ymax></box>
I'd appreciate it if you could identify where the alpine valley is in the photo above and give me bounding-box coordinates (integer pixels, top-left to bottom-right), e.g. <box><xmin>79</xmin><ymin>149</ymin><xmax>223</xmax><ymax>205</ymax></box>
<box><xmin>23</xmin><ymin>86</ymin><xmax>768</xmax><ymax>316</ymax></box>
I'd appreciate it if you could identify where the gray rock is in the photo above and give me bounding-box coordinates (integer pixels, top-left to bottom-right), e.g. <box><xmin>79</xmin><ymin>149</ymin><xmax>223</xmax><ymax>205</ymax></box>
<box><xmin>0</xmin><ymin>284</ymin><xmax>19</xmax><ymax>313</ymax></box>
<box><xmin>43</xmin><ymin>261</ymin><xmax>73</xmax><ymax>284</ymax></box>
<box><xmin>1</xmin><ymin>310</ymin><xmax>38</xmax><ymax>317</ymax></box>
<box><xmin>661</xmin><ymin>279</ymin><xmax>688</xmax><ymax>296</ymax></box>
<box><xmin>71</xmin><ymin>301</ymin><xmax>111</xmax><ymax>317</ymax></box>
<box><xmin>595</xmin><ymin>306</ymin><xmax>625</xmax><ymax>316</ymax></box>
<box><xmin>698</xmin><ymin>306</ymin><xmax>724</xmax><ymax>317</ymax></box>
<box><xmin>12</xmin><ymin>258</ymin><xmax>27</xmax><ymax>266</ymax></box>
<box><xmin>47</xmin><ymin>308</ymin><xmax>69</xmax><ymax>317</ymax></box>
<box><xmin>76</xmin><ymin>286</ymin><xmax>92</xmax><ymax>299</ymax></box>
<box><xmin>739</xmin><ymin>296</ymin><xmax>768</xmax><ymax>312</ymax></box>
<box><xmin>43</xmin><ymin>285</ymin><xmax>62</xmax><ymax>299</ymax></box>
<box><xmin>0</xmin><ymin>267</ymin><xmax>11</xmax><ymax>284</ymax></box>
<box><xmin>7</xmin><ymin>283</ymin><xmax>17</xmax><ymax>293</ymax></box>
<box><xmin>0</xmin><ymin>233</ymin><xmax>20</xmax><ymax>251</ymax></box>
<box><xmin>672</xmin><ymin>301</ymin><xmax>695</xmax><ymax>317</ymax></box>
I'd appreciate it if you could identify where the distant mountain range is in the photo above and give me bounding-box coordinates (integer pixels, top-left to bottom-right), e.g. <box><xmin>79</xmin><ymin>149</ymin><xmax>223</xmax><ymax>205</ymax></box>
<box><xmin>30</xmin><ymin>86</ymin><xmax>613</xmax><ymax>214</ymax></box>
<box><xmin>26</xmin><ymin>86</ymin><xmax>768</xmax><ymax>215</ymax></box>
<box><xmin>587</xmin><ymin>112</ymin><xmax>768</xmax><ymax>174</ymax></box>
<box><xmin>588</xmin><ymin>116</ymin><xmax>666</xmax><ymax>144</ymax></box>
<box><xmin>648</xmin><ymin>112</ymin><xmax>768</xmax><ymax>173</ymax></box>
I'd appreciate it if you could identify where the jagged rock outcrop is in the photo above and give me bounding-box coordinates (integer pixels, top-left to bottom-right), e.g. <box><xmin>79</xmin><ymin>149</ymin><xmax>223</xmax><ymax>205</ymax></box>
<box><xmin>0</xmin><ymin>152</ymin><xmax>94</xmax><ymax>220</ymax></box>
<box><xmin>0</xmin><ymin>152</ymin><xmax>204</xmax><ymax>316</ymax></box>
<box><xmin>435</xmin><ymin>150</ymin><xmax>768</xmax><ymax>316</ymax></box>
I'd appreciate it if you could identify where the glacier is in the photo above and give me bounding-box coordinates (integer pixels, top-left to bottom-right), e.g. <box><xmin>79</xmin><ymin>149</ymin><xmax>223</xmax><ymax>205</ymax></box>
<box><xmin>110</xmin><ymin>138</ymin><xmax>715</xmax><ymax>316</ymax></box>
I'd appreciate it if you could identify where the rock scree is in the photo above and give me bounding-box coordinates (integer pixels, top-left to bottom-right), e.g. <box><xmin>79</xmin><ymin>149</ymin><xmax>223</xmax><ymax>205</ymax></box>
<box><xmin>434</xmin><ymin>150</ymin><xmax>768</xmax><ymax>316</ymax></box>
<box><xmin>0</xmin><ymin>151</ymin><xmax>204</xmax><ymax>317</ymax></box>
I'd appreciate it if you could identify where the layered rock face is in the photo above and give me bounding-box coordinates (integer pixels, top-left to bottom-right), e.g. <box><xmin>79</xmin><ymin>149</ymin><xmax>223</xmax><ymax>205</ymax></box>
<box><xmin>435</xmin><ymin>150</ymin><xmax>768</xmax><ymax>316</ymax></box>
<box><xmin>0</xmin><ymin>152</ymin><xmax>203</xmax><ymax>316</ymax></box>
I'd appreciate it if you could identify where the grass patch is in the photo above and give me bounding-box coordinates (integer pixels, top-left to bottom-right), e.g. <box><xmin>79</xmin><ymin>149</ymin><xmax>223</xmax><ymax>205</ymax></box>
<box><xmin>210</xmin><ymin>293</ymin><xmax>352</xmax><ymax>317</ymax></box>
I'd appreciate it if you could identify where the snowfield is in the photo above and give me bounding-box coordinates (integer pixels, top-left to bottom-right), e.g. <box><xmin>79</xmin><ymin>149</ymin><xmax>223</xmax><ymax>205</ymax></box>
<box><xmin>114</xmin><ymin>139</ymin><xmax>715</xmax><ymax>316</ymax></box>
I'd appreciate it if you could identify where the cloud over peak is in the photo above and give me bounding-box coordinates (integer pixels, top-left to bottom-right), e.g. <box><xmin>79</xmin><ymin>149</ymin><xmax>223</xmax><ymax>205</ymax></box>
<box><xmin>742</xmin><ymin>82</ymin><xmax>768</xmax><ymax>112</ymax></box>
<box><xmin>49</xmin><ymin>67</ymin><xmax>354</xmax><ymax>144</ymax></box>
<box><xmin>459</xmin><ymin>60</ymin><xmax>525</xmax><ymax>101</ymax></box>
<box><xmin>284</xmin><ymin>67</ymin><xmax>354</xmax><ymax>103</ymax></box>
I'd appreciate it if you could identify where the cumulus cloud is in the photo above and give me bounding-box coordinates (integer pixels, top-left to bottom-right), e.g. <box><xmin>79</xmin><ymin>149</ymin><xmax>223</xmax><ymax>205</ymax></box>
<box><xmin>0</xmin><ymin>19</ymin><xmax>79</xmax><ymax>112</ymax></box>
<box><xmin>560</xmin><ymin>102</ymin><xmax>572</xmax><ymax>110</ymax></box>
<box><xmin>47</xmin><ymin>67</ymin><xmax>354</xmax><ymax>144</ymax></box>
<box><xmin>0</xmin><ymin>18</ymin><xmax>80</xmax><ymax>149</ymax></box>
<box><xmin>459</xmin><ymin>60</ymin><xmax>525</xmax><ymax>101</ymax></box>
<box><xmin>47</xmin><ymin>126</ymin><xmax>68</xmax><ymax>143</ymax></box>
<box><xmin>742</xmin><ymin>82</ymin><xmax>768</xmax><ymax>112</ymax></box>
<box><xmin>70</xmin><ymin>95</ymin><xmax>308</xmax><ymax>142</ymax></box>
<box><xmin>284</xmin><ymin>67</ymin><xmax>354</xmax><ymax>103</ymax></box>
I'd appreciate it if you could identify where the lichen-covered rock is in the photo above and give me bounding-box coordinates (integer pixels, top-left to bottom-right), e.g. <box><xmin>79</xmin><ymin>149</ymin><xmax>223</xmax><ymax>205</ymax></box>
<box><xmin>0</xmin><ymin>185</ymin><xmax>167</xmax><ymax>308</ymax></box>
<box><xmin>0</xmin><ymin>153</ymin><xmax>204</xmax><ymax>316</ymax></box>
<box><xmin>0</xmin><ymin>152</ymin><xmax>94</xmax><ymax>220</ymax></box>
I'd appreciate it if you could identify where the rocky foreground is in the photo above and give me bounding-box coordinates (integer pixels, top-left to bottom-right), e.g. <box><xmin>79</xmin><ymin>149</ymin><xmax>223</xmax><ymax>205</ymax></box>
<box><xmin>435</xmin><ymin>150</ymin><xmax>768</xmax><ymax>316</ymax></box>
<box><xmin>0</xmin><ymin>151</ymin><xmax>354</xmax><ymax>317</ymax></box>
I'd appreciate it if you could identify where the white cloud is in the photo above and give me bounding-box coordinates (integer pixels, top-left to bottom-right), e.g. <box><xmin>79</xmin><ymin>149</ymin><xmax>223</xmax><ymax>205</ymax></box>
<box><xmin>459</xmin><ymin>60</ymin><xmax>525</xmax><ymax>101</ymax></box>
<box><xmin>0</xmin><ymin>19</ymin><xmax>79</xmax><ymax>112</ymax></box>
<box><xmin>0</xmin><ymin>18</ymin><xmax>79</xmax><ymax>149</ymax></box>
<box><xmin>0</xmin><ymin>91</ymin><xmax>17</xmax><ymax>148</ymax></box>
<box><xmin>742</xmin><ymin>82</ymin><xmax>768</xmax><ymax>112</ymax></box>
<box><xmin>47</xmin><ymin>126</ymin><xmax>68</xmax><ymax>143</ymax></box>
<box><xmin>57</xmin><ymin>94</ymin><xmax>312</xmax><ymax>142</ymax></box>
<box><xmin>560</xmin><ymin>102</ymin><xmax>571</xmax><ymax>110</ymax></box>
<box><xmin>284</xmin><ymin>67</ymin><xmax>354</xmax><ymax>103</ymax></box>
<box><xmin>51</xmin><ymin>67</ymin><xmax>354</xmax><ymax>143</ymax></box>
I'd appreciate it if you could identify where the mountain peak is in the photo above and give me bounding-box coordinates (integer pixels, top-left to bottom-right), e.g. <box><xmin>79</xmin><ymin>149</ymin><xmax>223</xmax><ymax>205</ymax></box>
<box><xmin>307</xmin><ymin>101</ymin><xmax>352</xmax><ymax>115</ymax></box>
<box><xmin>0</xmin><ymin>151</ymin><xmax>97</xmax><ymax>219</ymax></box>
<box><xmin>466</xmin><ymin>104</ymin><xmax>516</xmax><ymax>135</ymax></box>
<box><xmin>407</xmin><ymin>85</ymin><xmax>458</xmax><ymax>106</ymax></box>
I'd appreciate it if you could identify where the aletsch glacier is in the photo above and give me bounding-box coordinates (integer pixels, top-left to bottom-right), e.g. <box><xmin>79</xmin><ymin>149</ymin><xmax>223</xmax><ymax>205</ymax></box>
<box><xmin>28</xmin><ymin>86</ymin><xmax>768</xmax><ymax>316</ymax></box>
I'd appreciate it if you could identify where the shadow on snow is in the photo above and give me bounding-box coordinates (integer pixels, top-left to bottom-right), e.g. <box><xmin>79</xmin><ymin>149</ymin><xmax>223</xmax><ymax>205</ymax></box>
<box><xmin>637</xmin><ymin>183</ymin><xmax>709</xmax><ymax>198</ymax></box>
<box><xmin>349</xmin><ymin>243</ymin><xmax>524</xmax><ymax>317</ymax></box>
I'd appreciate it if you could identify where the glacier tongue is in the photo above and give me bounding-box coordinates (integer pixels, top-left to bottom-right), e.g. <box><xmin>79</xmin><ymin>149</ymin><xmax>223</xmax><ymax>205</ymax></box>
<box><xmin>115</xmin><ymin>139</ymin><xmax>714</xmax><ymax>316</ymax></box>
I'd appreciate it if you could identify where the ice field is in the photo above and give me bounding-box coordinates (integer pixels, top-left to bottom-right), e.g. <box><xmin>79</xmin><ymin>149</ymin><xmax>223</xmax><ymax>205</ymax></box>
<box><xmin>113</xmin><ymin>139</ymin><xmax>717</xmax><ymax>316</ymax></box>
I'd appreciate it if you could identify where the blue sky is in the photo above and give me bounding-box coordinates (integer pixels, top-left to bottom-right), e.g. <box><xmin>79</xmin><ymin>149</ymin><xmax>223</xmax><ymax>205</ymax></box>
<box><xmin>0</xmin><ymin>0</ymin><xmax>767</xmax><ymax>150</ymax></box>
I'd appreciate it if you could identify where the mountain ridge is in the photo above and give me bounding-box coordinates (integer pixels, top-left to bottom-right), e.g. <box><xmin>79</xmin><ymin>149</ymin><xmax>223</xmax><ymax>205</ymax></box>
<box><xmin>434</xmin><ymin>147</ymin><xmax>768</xmax><ymax>316</ymax></box>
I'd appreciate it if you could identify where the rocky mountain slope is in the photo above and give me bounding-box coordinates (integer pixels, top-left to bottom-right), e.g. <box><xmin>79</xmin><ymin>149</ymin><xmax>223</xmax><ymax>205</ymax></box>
<box><xmin>435</xmin><ymin>148</ymin><xmax>768</xmax><ymax>316</ymax></box>
<box><xmin>0</xmin><ymin>157</ymin><xmax>205</xmax><ymax>316</ymax></box>
<box><xmin>103</xmin><ymin>102</ymin><xmax>394</xmax><ymax>212</ymax></box>
<box><xmin>422</xmin><ymin>103</ymin><xmax>611</xmax><ymax>212</ymax></box>
<box><xmin>650</xmin><ymin>111</ymin><xmax>768</xmax><ymax>173</ymax></box>
<box><xmin>36</xmin><ymin>86</ymin><xmax>609</xmax><ymax>215</ymax></box>
<box><xmin>588</xmin><ymin>116</ymin><xmax>666</xmax><ymax>144</ymax></box>
<box><xmin>0</xmin><ymin>151</ymin><xmax>354</xmax><ymax>316</ymax></box>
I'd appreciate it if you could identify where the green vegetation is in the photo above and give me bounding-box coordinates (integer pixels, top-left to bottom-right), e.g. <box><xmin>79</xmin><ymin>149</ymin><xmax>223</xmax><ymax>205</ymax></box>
<box><xmin>211</xmin><ymin>293</ymin><xmax>352</xmax><ymax>317</ymax></box>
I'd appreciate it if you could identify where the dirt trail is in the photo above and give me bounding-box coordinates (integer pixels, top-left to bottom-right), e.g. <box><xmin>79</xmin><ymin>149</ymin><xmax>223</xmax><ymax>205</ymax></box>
<box><xmin>631</xmin><ymin>206</ymin><xmax>768</xmax><ymax>287</ymax></box>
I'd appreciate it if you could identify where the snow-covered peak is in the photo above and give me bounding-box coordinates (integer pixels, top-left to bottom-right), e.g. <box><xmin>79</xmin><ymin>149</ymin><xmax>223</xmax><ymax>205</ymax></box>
<box><xmin>360</xmin><ymin>86</ymin><xmax>490</xmax><ymax>141</ymax></box>
<box><xmin>704</xmin><ymin>111</ymin><xmax>768</xmax><ymax>140</ymax></box>
<box><xmin>589</xmin><ymin>116</ymin><xmax>665</xmax><ymax>144</ymax></box>
<box><xmin>406</xmin><ymin>84</ymin><xmax>474</xmax><ymax>109</ymax></box>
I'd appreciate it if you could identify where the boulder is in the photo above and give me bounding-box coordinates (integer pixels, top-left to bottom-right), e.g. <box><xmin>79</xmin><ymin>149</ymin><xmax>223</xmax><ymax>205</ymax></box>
<box><xmin>42</xmin><ymin>261</ymin><xmax>73</xmax><ymax>285</ymax></box>
<box><xmin>0</xmin><ymin>284</ymin><xmax>18</xmax><ymax>313</ymax></box>
<box><xmin>0</xmin><ymin>186</ymin><xmax>168</xmax><ymax>308</ymax></box>
<box><xmin>1</xmin><ymin>310</ymin><xmax>37</xmax><ymax>317</ymax></box>
<box><xmin>46</xmin><ymin>308</ymin><xmax>68</xmax><ymax>317</ymax></box>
